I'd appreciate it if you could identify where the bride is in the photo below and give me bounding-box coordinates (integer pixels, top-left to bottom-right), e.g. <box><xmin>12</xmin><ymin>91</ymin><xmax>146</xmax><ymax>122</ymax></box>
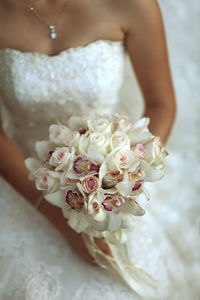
<box><xmin>0</xmin><ymin>0</ymin><xmax>199</xmax><ymax>299</ymax></box>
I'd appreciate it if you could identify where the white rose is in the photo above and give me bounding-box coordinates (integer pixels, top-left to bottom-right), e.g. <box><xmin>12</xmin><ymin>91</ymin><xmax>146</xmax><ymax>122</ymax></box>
<box><xmin>114</xmin><ymin>148</ymin><xmax>135</xmax><ymax>169</ymax></box>
<box><xmin>90</xmin><ymin>133</ymin><xmax>110</xmax><ymax>155</ymax></box>
<box><xmin>111</xmin><ymin>131</ymin><xmax>130</xmax><ymax>149</ymax></box>
<box><xmin>87</xmin><ymin>118</ymin><xmax>112</xmax><ymax>136</ymax></box>
<box><xmin>49</xmin><ymin>124</ymin><xmax>80</xmax><ymax>147</ymax></box>
<box><xmin>144</xmin><ymin>137</ymin><xmax>168</xmax><ymax>169</ymax></box>
<box><xmin>49</xmin><ymin>147</ymin><xmax>75</xmax><ymax>171</ymax></box>
<box><xmin>35</xmin><ymin>168</ymin><xmax>59</xmax><ymax>193</ymax></box>
<box><xmin>79</xmin><ymin>133</ymin><xmax>110</xmax><ymax>163</ymax></box>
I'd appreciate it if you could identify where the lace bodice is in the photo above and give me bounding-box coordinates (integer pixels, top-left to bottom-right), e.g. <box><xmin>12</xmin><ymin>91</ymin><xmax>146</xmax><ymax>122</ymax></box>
<box><xmin>0</xmin><ymin>39</ymin><xmax>125</xmax><ymax>157</ymax></box>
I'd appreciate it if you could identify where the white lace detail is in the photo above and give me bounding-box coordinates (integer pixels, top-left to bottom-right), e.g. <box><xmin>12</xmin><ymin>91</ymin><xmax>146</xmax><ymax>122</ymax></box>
<box><xmin>0</xmin><ymin>40</ymin><xmax>125</xmax><ymax>157</ymax></box>
<box><xmin>23</xmin><ymin>262</ymin><xmax>62</xmax><ymax>300</ymax></box>
<box><xmin>4</xmin><ymin>259</ymin><xmax>62</xmax><ymax>300</ymax></box>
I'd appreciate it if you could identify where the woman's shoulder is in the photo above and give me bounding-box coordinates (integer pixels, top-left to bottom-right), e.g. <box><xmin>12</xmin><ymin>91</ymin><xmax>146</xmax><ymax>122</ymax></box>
<box><xmin>108</xmin><ymin>0</ymin><xmax>162</xmax><ymax>32</ymax></box>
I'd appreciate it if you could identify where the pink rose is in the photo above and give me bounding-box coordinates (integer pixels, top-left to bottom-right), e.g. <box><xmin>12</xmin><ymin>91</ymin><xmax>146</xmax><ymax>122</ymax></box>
<box><xmin>73</xmin><ymin>156</ymin><xmax>100</xmax><ymax>177</ymax></box>
<box><xmin>83</xmin><ymin>175</ymin><xmax>99</xmax><ymax>193</ymax></box>
<box><xmin>134</xmin><ymin>144</ymin><xmax>146</xmax><ymax>158</ymax></box>
<box><xmin>102</xmin><ymin>195</ymin><xmax>122</xmax><ymax>212</ymax></box>
<box><xmin>65</xmin><ymin>190</ymin><xmax>84</xmax><ymax>212</ymax></box>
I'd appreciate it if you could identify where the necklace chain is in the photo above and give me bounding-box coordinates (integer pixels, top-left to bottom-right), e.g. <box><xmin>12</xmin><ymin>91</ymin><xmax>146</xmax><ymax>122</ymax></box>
<box><xmin>24</xmin><ymin>0</ymin><xmax>68</xmax><ymax>39</ymax></box>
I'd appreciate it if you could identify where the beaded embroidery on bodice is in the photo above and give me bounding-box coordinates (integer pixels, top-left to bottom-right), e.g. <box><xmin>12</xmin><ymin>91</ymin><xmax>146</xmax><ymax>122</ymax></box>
<box><xmin>0</xmin><ymin>40</ymin><xmax>125</xmax><ymax>157</ymax></box>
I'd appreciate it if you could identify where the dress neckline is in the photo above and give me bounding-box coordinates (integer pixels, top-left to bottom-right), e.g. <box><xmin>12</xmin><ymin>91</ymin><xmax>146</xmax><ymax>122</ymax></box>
<box><xmin>0</xmin><ymin>39</ymin><xmax>124</xmax><ymax>58</ymax></box>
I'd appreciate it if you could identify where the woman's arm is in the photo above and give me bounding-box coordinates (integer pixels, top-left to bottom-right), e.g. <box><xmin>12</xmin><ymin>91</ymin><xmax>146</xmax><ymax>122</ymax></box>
<box><xmin>123</xmin><ymin>0</ymin><xmax>176</xmax><ymax>144</ymax></box>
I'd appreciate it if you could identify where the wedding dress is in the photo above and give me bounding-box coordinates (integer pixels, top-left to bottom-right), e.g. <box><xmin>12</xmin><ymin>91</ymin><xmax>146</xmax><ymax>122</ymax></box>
<box><xmin>0</xmin><ymin>26</ymin><xmax>199</xmax><ymax>300</ymax></box>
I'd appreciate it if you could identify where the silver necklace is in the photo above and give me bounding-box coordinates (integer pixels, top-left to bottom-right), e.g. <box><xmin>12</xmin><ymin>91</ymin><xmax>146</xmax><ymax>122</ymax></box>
<box><xmin>24</xmin><ymin>0</ymin><xmax>68</xmax><ymax>39</ymax></box>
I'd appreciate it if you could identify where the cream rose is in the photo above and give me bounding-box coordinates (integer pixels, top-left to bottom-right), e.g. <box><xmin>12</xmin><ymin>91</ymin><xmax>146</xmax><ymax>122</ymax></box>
<box><xmin>144</xmin><ymin>137</ymin><xmax>168</xmax><ymax>169</ymax></box>
<box><xmin>35</xmin><ymin>168</ymin><xmax>59</xmax><ymax>193</ymax></box>
<box><xmin>79</xmin><ymin>132</ymin><xmax>110</xmax><ymax>163</ymax></box>
<box><xmin>49</xmin><ymin>147</ymin><xmax>75</xmax><ymax>171</ymax></box>
<box><xmin>111</xmin><ymin>131</ymin><xmax>130</xmax><ymax>149</ymax></box>
<box><xmin>90</xmin><ymin>133</ymin><xmax>110</xmax><ymax>155</ymax></box>
<box><xmin>49</xmin><ymin>124</ymin><xmax>80</xmax><ymax>147</ymax></box>
<box><xmin>114</xmin><ymin>148</ymin><xmax>134</xmax><ymax>169</ymax></box>
<box><xmin>87</xmin><ymin>118</ymin><xmax>112</xmax><ymax>135</ymax></box>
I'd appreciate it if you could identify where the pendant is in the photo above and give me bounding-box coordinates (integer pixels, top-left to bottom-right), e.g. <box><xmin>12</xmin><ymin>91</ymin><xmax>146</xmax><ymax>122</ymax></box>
<box><xmin>49</xmin><ymin>25</ymin><xmax>56</xmax><ymax>40</ymax></box>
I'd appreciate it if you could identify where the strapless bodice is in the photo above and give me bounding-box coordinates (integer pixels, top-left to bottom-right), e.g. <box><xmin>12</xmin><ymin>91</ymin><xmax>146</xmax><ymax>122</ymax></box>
<box><xmin>0</xmin><ymin>39</ymin><xmax>125</xmax><ymax>157</ymax></box>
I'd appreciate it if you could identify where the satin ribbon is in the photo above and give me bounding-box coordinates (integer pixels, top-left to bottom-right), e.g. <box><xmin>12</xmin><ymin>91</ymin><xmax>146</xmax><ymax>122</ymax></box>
<box><xmin>82</xmin><ymin>233</ymin><xmax>158</xmax><ymax>300</ymax></box>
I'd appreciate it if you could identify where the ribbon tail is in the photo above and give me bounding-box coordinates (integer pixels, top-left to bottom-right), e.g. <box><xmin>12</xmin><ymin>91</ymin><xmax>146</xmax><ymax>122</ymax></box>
<box><xmin>82</xmin><ymin>233</ymin><xmax>158</xmax><ymax>300</ymax></box>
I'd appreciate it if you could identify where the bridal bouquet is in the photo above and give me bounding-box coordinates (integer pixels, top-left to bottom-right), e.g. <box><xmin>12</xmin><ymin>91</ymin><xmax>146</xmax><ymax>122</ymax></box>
<box><xmin>25</xmin><ymin>114</ymin><xmax>167</xmax><ymax>244</ymax></box>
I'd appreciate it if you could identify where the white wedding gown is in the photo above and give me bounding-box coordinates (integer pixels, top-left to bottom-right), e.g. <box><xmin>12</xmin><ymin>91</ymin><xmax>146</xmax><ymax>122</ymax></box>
<box><xmin>0</xmin><ymin>1</ymin><xmax>200</xmax><ymax>299</ymax></box>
